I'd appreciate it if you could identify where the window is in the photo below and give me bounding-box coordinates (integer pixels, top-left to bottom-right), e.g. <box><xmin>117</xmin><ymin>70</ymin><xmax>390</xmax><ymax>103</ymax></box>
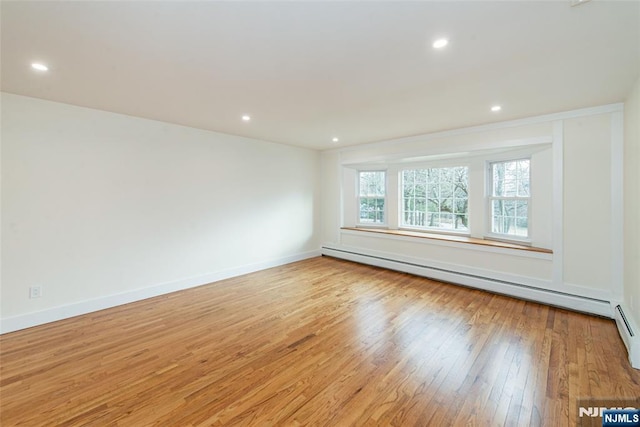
<box><xmin>358</xmin><ymin>171</ymin><xmax>386</xmax><ymax>224</ymax></box>
<box><xmin>489</xmin><ymin>159</ymin><xmax>530</xmax><ymax>238</ymax></box>
<box><xmin>401</xmin><ymin>166</ymin><xmax>469</xmax><ymax>232</ymax></box>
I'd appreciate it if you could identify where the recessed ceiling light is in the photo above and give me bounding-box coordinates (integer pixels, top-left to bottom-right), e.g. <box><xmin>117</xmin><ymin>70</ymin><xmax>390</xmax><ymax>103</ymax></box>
<box><xmin>432</xmin><ymin>38</ymin><xmax>448</xmax><ymax>49</ymax></box>
<box><xmin>332</xmin><ymin>137</ymin><xmax>339</xmax><ymax>143</ymax></box>
<box><xmin>491</xmin><ymin>105</ymin><xmax>502</xmax><ymax>112</ymax></box>
<box><xmin>570</xmin><ymin>0</ymin><xmax>591</xmax><ymax>7</ymax></box>
<box><xmin>31</xmin><ymin>63</ymin><xmax>48</xmax><ymax>71</ymax></box>
<box><xmin>242</xmin><ymin>115</ymin><xmax>251</xmax><ymax>122</ymax></box>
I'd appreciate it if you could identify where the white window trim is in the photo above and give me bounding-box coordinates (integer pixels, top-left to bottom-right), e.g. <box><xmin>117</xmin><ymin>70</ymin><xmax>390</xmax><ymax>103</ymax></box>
<box><xmin>356</xmin><ymin>169</ymin><xmax>388</xmax><ymax>227</ymax></box>
<box><xmin>398</xmin><ymin>164</ymin><xmax>471</xmax><ymax>236</ymax></box>
<box><xmin>485</xmin><ymin>158</ymin><xmax>532</xmax><ymax>244</ymax></box>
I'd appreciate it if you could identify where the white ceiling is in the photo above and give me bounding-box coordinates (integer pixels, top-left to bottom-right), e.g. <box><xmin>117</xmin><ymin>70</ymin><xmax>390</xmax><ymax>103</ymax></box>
<box><xmin>1</xmin><ymin>1</ymin><xmax>639</xmax><ymax>150</ymax></box>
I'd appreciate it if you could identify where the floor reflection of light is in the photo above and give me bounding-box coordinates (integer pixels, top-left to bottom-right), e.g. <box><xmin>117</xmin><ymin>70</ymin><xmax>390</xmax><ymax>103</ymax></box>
<box><xmin>351</xmin><ymin>283</ymin><xmax>539</xmax><ymax>417</ymax></box>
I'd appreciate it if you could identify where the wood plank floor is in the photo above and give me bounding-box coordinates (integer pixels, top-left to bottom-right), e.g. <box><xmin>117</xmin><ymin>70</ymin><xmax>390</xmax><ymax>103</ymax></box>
<box><xmin>1</xmin><ymin>256</ymin><xmax>639</xmax><ymax>426</ymax></box>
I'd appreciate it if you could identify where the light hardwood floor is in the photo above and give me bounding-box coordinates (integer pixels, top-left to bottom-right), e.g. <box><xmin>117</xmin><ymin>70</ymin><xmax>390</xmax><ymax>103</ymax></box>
<box><xmin>1</xmin><ymin>256</ymin><xmax>639</xmax><ymax>426</ymax></box>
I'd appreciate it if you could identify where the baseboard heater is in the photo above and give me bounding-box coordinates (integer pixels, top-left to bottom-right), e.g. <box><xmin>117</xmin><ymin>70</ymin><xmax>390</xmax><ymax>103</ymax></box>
<box><xmin>615</xmin><ymin>304</ymin><xmax>635</xmax><ymax>339</ymax></box>
<box><xmin>321</xmin><ymin>246</ymin><xmax>612</xmax><ymax>318</ymax></box>
<box><xmin>614</xmin><ymin>304</ymin><xmax>640</xmax><ymax>368</ymax></box>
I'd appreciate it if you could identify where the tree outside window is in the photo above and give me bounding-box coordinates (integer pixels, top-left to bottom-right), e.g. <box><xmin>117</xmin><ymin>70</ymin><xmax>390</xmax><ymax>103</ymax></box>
<box><xmin>401</xmin><ymin>166</ymin><xmax>469</xmax><ymax>232</ymax></box>
<box><xmin>490</xmin><ymin>159</ymin><xmax>530</xmax><ymax>238</ymax></box>
<box><xmin>358</xmin><ymin>171</ymin><xmax>386</xmax><ymax>224</ymax></box>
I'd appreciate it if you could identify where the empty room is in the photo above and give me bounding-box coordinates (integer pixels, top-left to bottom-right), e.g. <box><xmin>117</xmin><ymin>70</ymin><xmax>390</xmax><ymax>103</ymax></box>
<box><xmin>1</xmin><ymin>1</ymin><xmax>640</xmax><ymax>426</ymax></box>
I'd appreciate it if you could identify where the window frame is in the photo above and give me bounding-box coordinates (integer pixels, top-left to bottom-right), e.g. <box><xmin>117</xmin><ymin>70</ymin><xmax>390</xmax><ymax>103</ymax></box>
<box><xmin>399</xmin><ymin>164</ymin><xmax>470</xmax><ymax>236</ymax></box>
<box><xmin>356</xmin><ymin>169</ymin><xmax>388</xmax><ymax>227</ymax></box>
<box><xmin>485</xmin><ymin>157</ymin><xmax>532</xmax><ymax>244</ymax></box>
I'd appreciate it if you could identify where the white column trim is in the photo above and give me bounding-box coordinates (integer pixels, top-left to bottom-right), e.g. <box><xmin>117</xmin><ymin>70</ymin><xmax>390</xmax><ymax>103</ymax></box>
<box><xmin>611</xmin><ymin>111</ymin><xmax>624</xmax><ymax>300</ymax></box>
<box><xmin>552</xmin><ymin>120</ymin><xmax>564</xmax><ymax>287</ymax></box>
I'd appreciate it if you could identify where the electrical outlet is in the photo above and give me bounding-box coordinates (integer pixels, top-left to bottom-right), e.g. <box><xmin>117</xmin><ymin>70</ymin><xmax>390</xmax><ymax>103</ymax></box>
<box><xmin>29</xmin><ymin>286</ymin><xmax>42</xmax><ymax>299</ymax></box>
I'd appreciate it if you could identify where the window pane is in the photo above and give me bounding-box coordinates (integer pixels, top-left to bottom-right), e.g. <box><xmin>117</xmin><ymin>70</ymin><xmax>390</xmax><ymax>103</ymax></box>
<box><xmin>516</xmin><ymin>200</ymin><xmax>528</xmax><ymax>217</ymax></box>
<box><xmin>401</xmin><ymin>166</ymin><xmax>468</xmax><ymax>231</ymax></box>
<box><xmin>359</xmin><ymin>200</ymin><xmax>369</xmax><ymax>222</ymax></box>
<box><xmin>517</xmin><ymin>160</ymin><xmax>530</xmax><ymax>196</ymax></box>
<box><xmin>492</xmin><ymin>163</ymin><xmax>504</xmax><ymax>196</ymax></box>
<box><xmin>358</xmin><ymin>171</ymin><xmax>386</xmax><ymax>224</ymax></box>
<box><xmin>492</xmin><ymin>159</ymin><xmax>530</xmax><ymax>198</ymax></box>
<box><xmin>502</xmin><ymin>200</ymin><xmax>516</xmax><ymax>216</ymax></box>
<box><xmin>516</xmin><ymin>217</ymin><xmax>528</xmax><ymax>236</ymax></box>
<box><xmin>403</xmin><ymin>170</ymin><xmax>414</xmax><ymax>189</ymax></box>
<box><xmin>503</xmin><ymin>179</ymin><xmax>517</xmax><ymax>197</ymax></box>
<box><xmin>490</xmin><ymin>159</ymin><xmax>530</xmax><ymax>237</ymax></box>
<box><xmin>404</xmin><ymin>198</ymin><xmax>411</xmax><ymax>211</ymax></box>
<box><xmin>504</xmin><ymin>161</ymin><xmax>518</xmax><ymax>182</ymax></box>
<box><xmin>359</xmin><ymin>171</ymin><xmax>385</xmax><ymax>196</ymax></box>
<box><xmin>405</xmin><ymin>212</ymin><xmax>412</xmax><ymax>226</ymax></box>
<box><xmin>492</xmin><ymin>215</ymin><xmax>502</xmax><ymax>234</ymax></box>
<box><xmin>456</xmin><ymin>215</ymin><xmax>468</xmax><ymax>230</ymax></box>
<box><xmin>492</xmin><ymin>199</ymin><xmax>504</xmax><ymax>216</ymax></box>
<box><xmin>404</xmin><ymin>185</ymin><xmax>414</xmax><ymax>199</ymax></box>
<box><xmin>425</xmin><ymin>213</ymin><xmax>435</xmax><ymax>227</ymax></box>
<box><xmin>454</xmin><ymin>185</ymin><xmax>467</xmax><ymax>199</ymax></box>
<box><xmin>364</xmin><ymin>198</ymin><xmax>373</xmax><ymax>222</ymax></box>
<box><xmin>504</xmin><ymin>217</ymin><xmax>515</xmax><ymax>235</ymax></box>
<box><xmin>453</xmin><ymin>198</ymin><xmax>466</xmax><ymax>214</ymax></box>
<box><xmin>440</xmin><ymin>181</ymin><xmax>452</xmax><ymax>198</ymax></box>
<box><xmin>358</xmin><ymin>173</ymin><xmax>368</xmax><ymax>196</ymax></box>
<box><xmin>428</xmin><ymin>169</ymin><xmax>439</xmax><ymax>187</ymax></box>
<box><xmin>440</xmin><ymin>213</ymin><xmax>453</xmax><ymax>229</ymax></box>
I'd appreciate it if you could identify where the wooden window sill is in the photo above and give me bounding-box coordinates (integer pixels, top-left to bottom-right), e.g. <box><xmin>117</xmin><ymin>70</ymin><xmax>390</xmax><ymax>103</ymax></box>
<box><xmin>341</xmin><ymin>227</ymin><xmax>553</xmax><ymax>254</ymax></box>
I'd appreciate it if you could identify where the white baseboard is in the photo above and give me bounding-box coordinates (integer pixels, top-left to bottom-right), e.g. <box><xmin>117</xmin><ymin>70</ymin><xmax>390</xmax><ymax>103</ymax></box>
<box><xmin>612</xmin><ymin>302</ymin><xmax>640</xmax><ymax>369</ymax></box>
<box><xmin>322</xmin><ymin>245</ymin><xmax>613</xmax><ymax>318</ymax></box>
<box><xmin>0</xmin><ymin>250</ymin><xmax>321</xmax><ymax>334</ymax></box>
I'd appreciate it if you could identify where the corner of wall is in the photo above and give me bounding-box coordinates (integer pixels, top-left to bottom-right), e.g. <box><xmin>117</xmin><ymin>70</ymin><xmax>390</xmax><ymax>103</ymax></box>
<box><xmin>624</xmin><ymin>75</ymin><xmax>640</xmax><ymax>339</ymax></box>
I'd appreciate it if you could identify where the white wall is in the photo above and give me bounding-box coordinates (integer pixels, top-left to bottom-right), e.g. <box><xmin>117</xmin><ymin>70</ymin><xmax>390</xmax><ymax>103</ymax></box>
<box><xmin>1</xmin><ymin>93</ymin><xmax>320</xmax><ymax>332</ymax></box>
<box><xmin>563</xmin><ymin>114</ymin><xmax>613</xmax><ymax>292</ymax></box>
<box><xmin>321</xmin><ymin>105</ymin><xmax>624</xmax><ymax>317</ymax></box>
<box><xmin>625</xmin><ymin>76</ymin><xmax>640</xmax><ymax>326</ymax></box>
